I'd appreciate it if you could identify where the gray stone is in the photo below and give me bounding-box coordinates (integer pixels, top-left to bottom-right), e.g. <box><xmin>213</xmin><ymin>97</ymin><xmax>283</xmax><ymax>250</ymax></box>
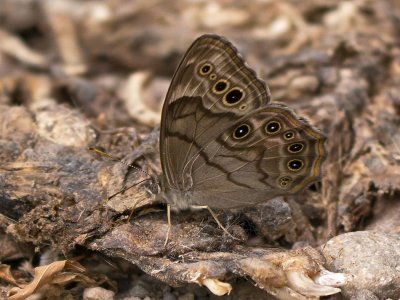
<box><xmin>83</xmin><ymin>287</ymin><xmax>115</xmax><ymax>300</ymax></box>
<box><xmin>321</xmin><ymin>231</ymin><xmax>400</xmax><ymax>299</ymax></box>
<box><xmin>350</xmin><ymin>289</ymin><xmax>379</xmax><ymax>300</ymax></box>
<box><xmin>177</xmin><ymin>293</ymin><xmax>194</xmax><ymax>300</ymax></box>
<box><xmin>129</xmin><ymin>283</ymin><xmax>150</xmax><ymax>298</ymax></box>
<box><xmin>162</xmin><ymin>292</ymin><xmax>177</xmax><ymax>300</ymax></box>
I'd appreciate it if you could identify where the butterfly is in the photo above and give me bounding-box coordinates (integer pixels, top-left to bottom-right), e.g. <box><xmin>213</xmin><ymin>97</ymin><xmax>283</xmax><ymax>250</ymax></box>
<box><xmin>159</xmin><ymin>34</ymin><xmax>325</xmax><ymax>222</ymax></box>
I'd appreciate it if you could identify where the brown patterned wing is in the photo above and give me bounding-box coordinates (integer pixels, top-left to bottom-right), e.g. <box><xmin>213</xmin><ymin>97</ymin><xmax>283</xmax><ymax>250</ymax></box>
<box><xmin>187</xmin><ymin>104</ymin><xmax>326</xmax><ymax>209</ymax></box>
<box><xmin>160</xmin><ymin>35</ymin><xmax>270</xmax><ymax>192</ymax></box>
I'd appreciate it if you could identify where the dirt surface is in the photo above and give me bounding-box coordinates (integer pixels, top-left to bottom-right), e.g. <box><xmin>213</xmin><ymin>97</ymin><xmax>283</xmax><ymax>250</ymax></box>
<box><xmin>0</xmin><ymin>0</ymin><xmax>400</xmax><ymax>299</ymax></box>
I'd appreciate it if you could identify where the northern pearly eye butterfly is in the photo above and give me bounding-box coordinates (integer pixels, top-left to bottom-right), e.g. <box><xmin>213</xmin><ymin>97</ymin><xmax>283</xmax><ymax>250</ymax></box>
<box><xmin>91</xmin><ymin>34</ymin><xmax>326</xmax><ymax>241</ymax></box>
<box><xmin>159</xmin><ymin>34</ymin><xmax>325</xmax><ymax>224</ymax></box>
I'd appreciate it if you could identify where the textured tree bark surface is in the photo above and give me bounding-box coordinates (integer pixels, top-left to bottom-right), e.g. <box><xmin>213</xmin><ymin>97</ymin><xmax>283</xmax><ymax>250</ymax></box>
<box><xmin>0</xmin><ymin>1</ymin><xmax>400</xmax><ymax>299</ymax></box>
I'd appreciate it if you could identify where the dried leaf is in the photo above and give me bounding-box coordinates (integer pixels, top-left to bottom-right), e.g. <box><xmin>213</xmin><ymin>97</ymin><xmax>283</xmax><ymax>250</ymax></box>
<box><xmin>0</xmin><ymin>264</ymin><xmax>19</xmax><ymax>287</ymax></box>
<box><xmin>52</xmin><ymin>272</ymin><xmax>97</xmax><ymax>286</ymax></box>
<box><xmin>0</xmin><ymin>28</ymin><xmax>47</xmax><ymax>68</ymax></box>
<box><xmin>8</xmin><ymin>260</ymin><xmax>86</xmax><ymax>300</ymax></box>
<box><xmin>119</xmin><ymin>72</ymin><xmax>162</xmax><ymax>126</ymax></box>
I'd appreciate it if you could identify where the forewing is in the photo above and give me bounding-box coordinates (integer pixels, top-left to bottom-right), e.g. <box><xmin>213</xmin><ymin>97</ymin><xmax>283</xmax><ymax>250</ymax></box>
<box><xmin>160</xmin><ymin>35</ymin><xmax>270</xmax><ymax>190</ymax></box>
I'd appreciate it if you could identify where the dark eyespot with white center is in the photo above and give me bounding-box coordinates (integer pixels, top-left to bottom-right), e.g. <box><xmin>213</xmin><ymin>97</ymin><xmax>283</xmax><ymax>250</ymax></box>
<box><xmin>199</xmin><ymin>63</ymin><xmax>213</xmax><ymax>75</ymax></box>
<box><xmin>213</xmin><ymin>80</ymin><xmax>229</xmax><ymax>94</ymax></box>
<box><xmin>284</xmin><ymin>130</ymin><xmax>295</xmax><ymax>140</ymax></box>
<box><xmin>287</xmin><ymin>159</ymin><xmax>304</xmax><ymax>171</ymax></box>
<box><xmin>288</xmin><ymin>143</ymin><xmax>304</xmax><ymax>153</ymax></box>
<box><xmin>233</xmin><ymin>124</ymin><xmax>251</xmax><ymax>139</ymax></box>
<box><xmin>223</xmin><ymin>88</ymin><xmax>244</xmax><ymax>106</ymax></box>
<box><xmin>265</xmin><ymin>121</ymin><xmax>281</xmax><ymax>134</ymax></box>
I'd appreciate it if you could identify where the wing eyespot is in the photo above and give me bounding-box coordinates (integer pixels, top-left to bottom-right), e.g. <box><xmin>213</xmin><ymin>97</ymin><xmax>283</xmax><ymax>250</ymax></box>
<box><xmin>287</xmin><ymin>159</ymin><xmax>304</xmax><ymax>172</ymax></box>
<box><xmin>209</xmin><ymin>73</ymin><xmax>217</xmax><ymax>80</ymax></box>
<box><xmin>223</xmin><ymin>88</ymin><xmax>245</xmax><ymax>106</ymax></box>
<box><xmin>233</xmin><ymin>123</ymin><xmax>251</xmax><ymax>139</ymax></box>
<box><xmin>199</xmin><ymin>63</ymin><xmax>213</xmax><ymax>75</ymax></box>
<box><xmin>288</xmin><ymin>143</ymin><xmax>304</xmax><ymax>153</ymax></box>
<box><xmin>283</xmin><ymin>130</ymin><xmax>295</xmax><ymax>140</ymax></box>
<box><xmin>213</xmin><ymin>79</ymin><xmax>229</xmax><ymax>94</ymax></box>
<box><xmin>278</xmin><ymin>176</ymin><xmax>292</xmax><ymax>189</ymax></box>
<box><xmin>265</xmin><ymin>121</ymin><xmax>281</xmax><ymax>134</ymax></box>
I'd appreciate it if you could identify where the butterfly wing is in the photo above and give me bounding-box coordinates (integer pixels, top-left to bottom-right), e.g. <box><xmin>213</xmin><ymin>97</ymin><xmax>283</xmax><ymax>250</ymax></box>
<box><xmin>188</xmin><ymin>104</ymin><xmax>326</xmax><ymax>208</ymax></box>
<box><xmin>160</xmin><ymin>35</ymin><xmax>270</xmax><ymax>192</ymax></box>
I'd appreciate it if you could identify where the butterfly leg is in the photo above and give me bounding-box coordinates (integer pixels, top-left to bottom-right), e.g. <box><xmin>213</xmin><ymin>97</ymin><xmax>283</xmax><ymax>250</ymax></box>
<box><xmin>192</xmin><ymin>205</ymin><xmax>240</xmax><ymax>241</ymax></box>
<box><xmin>164</xmin><ymin>204</ymin><xmax>172</xmax><ymax>247</ymax></box>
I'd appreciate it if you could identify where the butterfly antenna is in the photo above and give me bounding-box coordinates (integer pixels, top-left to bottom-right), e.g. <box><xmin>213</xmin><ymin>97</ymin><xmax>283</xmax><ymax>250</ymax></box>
<box><xmin>89</xmin><ymin>147</ymin><xmax>152</xmax><ymax>178</ymax></box>
<box><xmin>88</xmin><ymin>147</ymin><xmax>160</xmax><ymax>200</ymax></box>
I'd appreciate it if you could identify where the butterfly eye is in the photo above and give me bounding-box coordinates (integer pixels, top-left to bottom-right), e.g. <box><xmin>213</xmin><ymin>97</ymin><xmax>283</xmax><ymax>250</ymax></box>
<box><xmin>223</xmin><ymin>88</ymin><xmax>244</xmax><ymax>106</ymax></box>
<box><xmin>213</xmin><ymin>79</ymin><xmax>229</xmax><ymax>94</ymax></box>
<box><xmin>278</xmin><ymin>176</ymin><xmax>292</xmax><ymax>189</ymax></box>
<box><xmin>283</xmin><ymin>131</ymin><xmax>295</xmax><ymax>140</ymax></box>
<box><xmin>265</xmin><ymin>121</ymin><xmax>281</xmax><ymax>134</ymax></box>
<box><xmin>287</xmin><ymin>159</ymin><xmax>304</xmax><ymax>171</ymax></box>
<box><xmin>233</xmin><ymin>124</ymin><xmax>251</xmax><ymax>139</ymax></box>
<box><xmin>199</xmin><ymin>63</ymin><xmax>213</xmax><ymax>75</ymax></box>
<box><xmin>288</xmin><ymin>143</ymin><xmax>304</xmax><ymax>153</ymax></box>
